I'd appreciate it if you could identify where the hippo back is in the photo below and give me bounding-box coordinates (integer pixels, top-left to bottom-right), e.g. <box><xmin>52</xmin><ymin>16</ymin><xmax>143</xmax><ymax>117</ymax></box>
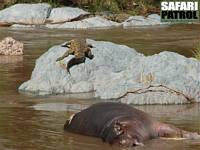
<box><xmin>64</xmin><ymin>102</ymin><xmax>156</xmax><ymax>138</ymax></box>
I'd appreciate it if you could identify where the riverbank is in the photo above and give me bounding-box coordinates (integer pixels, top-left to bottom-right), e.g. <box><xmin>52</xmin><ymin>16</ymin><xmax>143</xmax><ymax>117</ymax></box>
<box><xmin>0</xmin><ymin>3</ymin><xmax>167</xmax><ymax>29</ymax></box>
<box><xmin>0</xmin><ymin>0</ymin><xmax>160</xmax><ymax>15</ymax></box>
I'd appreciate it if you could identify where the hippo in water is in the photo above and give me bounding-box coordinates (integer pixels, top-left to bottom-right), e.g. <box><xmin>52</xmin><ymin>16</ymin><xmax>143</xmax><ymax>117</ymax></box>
<box><xmin>64</xmin><ymin>102</ymin><xmax>200</xmax><ymax>147</ymax></box>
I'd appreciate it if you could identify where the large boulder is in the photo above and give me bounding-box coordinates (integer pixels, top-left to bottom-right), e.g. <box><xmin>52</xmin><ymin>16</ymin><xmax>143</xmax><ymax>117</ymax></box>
<box><xmin>46</xmin><ymin>7</ymin><xmax>89</xmax><ymax>24</ymax></box>
<box><xmin>0</xmin><ymin>3</ymin><xmax>51</xmax><ymax>26</ymax></box>
<box><xmin>0</xmin><ymin>37</ymin><xmax>23</xmax><ymax>55</ymax></box>
<box><xmin>122</xmin><ymin>14</ymin><xmax>168</xmax><ymax>27</ymax></box>
<box><xmin>46</xmin><ymin>16</ymin><xmax>121</xmax><ymax>29</ymax></box>
<box><xmin>19</xmin><ymin>40</ymin><xmax>200</xmax><ymax>104</ymax></box>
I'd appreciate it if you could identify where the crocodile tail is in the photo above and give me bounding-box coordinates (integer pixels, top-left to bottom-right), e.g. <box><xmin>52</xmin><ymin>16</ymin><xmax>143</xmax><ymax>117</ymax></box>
<box><xmin>67</xmin><ymin>57</ymin><xmax>86</xmax><ymax>73</ymax></box>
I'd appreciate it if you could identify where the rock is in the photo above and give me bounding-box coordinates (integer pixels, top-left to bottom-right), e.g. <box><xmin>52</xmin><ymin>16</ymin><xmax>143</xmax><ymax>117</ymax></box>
<box><xmin>46</xmin><ymin>16</ymin><xmax>121</xmax><ymax>29</ymax></box>
<box><xmin>0</xmin><ymin>3</ymin><xmax>51</xmax><ymax>26</ymax></box>
<box><xmin>46</xmin><ymin>7</ymin><xmax>89</xmax><ymax>24</ymax></box>
<box><xmin>11</xmin><ymin>24</ymin><xmax>38</xmax><ymax>28</ymax></box>
<box><xmin>0</xmin><ymin>37</ymin><xmax>23</xmax><ymax>55</ymax></box>
<box><xmin>19</xmin><ymin>39</ymin><xmax>200</xmax><ymax>104</ymax></box>
<box><xmin>122</xmin><ymin>14</ymin><xmax>168</xmax><ymax>27</ymax></box>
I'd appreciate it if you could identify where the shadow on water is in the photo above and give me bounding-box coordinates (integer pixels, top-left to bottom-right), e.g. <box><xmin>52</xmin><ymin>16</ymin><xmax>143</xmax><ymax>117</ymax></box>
<box><xmin>0</xmin><ymin>24</ymin><xmax>200</xmax><ymax>150</ymax></box>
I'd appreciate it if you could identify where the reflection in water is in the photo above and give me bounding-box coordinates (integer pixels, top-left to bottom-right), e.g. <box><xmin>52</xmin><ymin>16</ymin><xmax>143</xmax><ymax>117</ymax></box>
<box><xmin>32</xmin><ymin>103</ymin><xmax>88</xmax><ymax>112</ymax></box>
<box><xmin>0</xmin><ymin>25</ymin><xmax>200</xmax><ymax>150</ymax></box>
<box><xmin>0</xmin><ymin>56</ymin><xmax>23</xmax><ymax>64</ymax></box>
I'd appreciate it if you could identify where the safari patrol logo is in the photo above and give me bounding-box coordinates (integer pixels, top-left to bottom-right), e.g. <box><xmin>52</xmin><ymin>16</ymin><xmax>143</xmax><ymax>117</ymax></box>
<box><xmin>161</xmin><ymin>0</ymin><xmax>199</xmax><ymax>22</ymax></box>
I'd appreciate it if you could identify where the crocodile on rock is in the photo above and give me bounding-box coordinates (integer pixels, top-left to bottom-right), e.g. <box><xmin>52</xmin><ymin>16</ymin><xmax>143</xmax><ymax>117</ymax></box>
<box><xmin>56</xmin><ymin>38</ymin><xmax>94</xmax><ymax>73</ymax></box>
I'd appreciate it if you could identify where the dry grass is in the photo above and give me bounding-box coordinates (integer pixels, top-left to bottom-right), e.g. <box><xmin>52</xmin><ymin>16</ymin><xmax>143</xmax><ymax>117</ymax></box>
<box><xmin>193</xmin><ymin>44</ymin><xmax>200</xmax><ymax>60</ymax></box>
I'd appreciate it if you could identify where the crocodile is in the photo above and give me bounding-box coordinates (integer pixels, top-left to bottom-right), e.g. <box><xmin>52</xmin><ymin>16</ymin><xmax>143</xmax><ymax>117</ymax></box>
<box><xmin>56</xmin><ymin>38</ymin><xmax>94</xmax><ymax>73</ymax></box>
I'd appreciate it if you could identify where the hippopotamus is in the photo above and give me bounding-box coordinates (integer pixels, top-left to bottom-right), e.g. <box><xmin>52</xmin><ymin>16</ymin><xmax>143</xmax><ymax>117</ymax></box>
<box><xmin>64</xmin><ymin>102</ymin><xmax>200</xmax><ymax>147</ymax></box>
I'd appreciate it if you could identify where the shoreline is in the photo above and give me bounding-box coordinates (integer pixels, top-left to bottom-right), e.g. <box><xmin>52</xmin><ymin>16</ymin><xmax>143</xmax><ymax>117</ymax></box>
<box><xmin>0</xmin><ymin>3</ymin><xmax>168</xmax><ymax>29</ymax></box>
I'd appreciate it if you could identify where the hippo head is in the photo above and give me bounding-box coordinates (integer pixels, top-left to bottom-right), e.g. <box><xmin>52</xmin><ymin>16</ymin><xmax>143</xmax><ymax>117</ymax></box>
<box><xmin>115</xmin><ymin>120</ymin><xmax>149</xmax><ymax>146</ymax></box>
<box><xmin>101</xmin><ymin>117</ymin><xmax>151</xmax><ymax>147</ymax></box>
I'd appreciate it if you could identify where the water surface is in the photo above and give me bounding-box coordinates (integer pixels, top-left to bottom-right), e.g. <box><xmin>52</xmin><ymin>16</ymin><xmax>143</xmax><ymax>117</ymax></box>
<box><xmin>0</xmin><ymin>25</ymin><xmax>200</xmax><ymax>150</ymax></box>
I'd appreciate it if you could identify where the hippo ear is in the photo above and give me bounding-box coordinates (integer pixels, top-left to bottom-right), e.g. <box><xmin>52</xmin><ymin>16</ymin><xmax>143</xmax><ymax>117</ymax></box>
<box><xmin>113</xmin><ymin>121</ymin><xmax>127</xmax><ymax>135</ymax></box>
<box><xmin>101</xmin><ymin>121</ymin><xmax>125</xmax><ymax>144</ymax></box>
<box><xmin>64</xmin><ymin>114</ymin><xmax>75</xmax><ymax>130</ymax></box>
<box><xmin>115</xmin><ymin>120</ymin><xmax>131</xmax><ymax>129</ymax></box>
<box><xmin>115</xmin><ymin>121</ymin><xmax>144</xmax><ymax>147</ymax></box>
<box><xmin>64</xmin><ymin>120</ymin><xmax>70</xmax><ymax>130</ymax></box>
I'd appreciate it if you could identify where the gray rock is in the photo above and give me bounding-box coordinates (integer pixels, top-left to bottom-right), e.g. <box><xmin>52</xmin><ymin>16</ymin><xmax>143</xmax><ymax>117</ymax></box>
<box><xmin>0</xmin><ymin>37</ymin><xmax>23</xmax><ymax>55</ymax></box>
<box><xmin>0</xmin><ymin>3</ymin><xmax>51</xmax><ymax>25</ymax></box>
<box><xmin>46</xmin><ymin>7</ymin><xmax>89</xmax><ymax>24</ymax></box>
<box><xmin>123</xmin><ymin>14</ymin><xmax>168</xmax><ymax>27</ymax></box>
<box><xmin>46</xmin><ymin>16</ymin><xmax>121</xmax><ymax>29</ymax></box>
<box><xmin>19</xmin><ymin>40</ymin><xmax>200</xmax><ymax>104</ymax></box>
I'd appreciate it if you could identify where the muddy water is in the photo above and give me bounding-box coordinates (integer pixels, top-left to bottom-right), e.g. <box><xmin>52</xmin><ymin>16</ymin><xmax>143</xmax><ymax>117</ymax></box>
<box><xmin>0</xmin><ymin>25</ymin><xmax>200</xmax><ymax>150</ymax></box>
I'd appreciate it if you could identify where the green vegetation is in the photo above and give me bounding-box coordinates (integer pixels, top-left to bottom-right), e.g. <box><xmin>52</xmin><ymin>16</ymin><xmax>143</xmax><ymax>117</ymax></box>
<box><xmin>69</xmin><ymin>0</ymin><xmax>161</xmax><ymax>15</ymax></box>
<box><xmin>1</xmin><ymin>0</ymin><xmax>161</xmax><ymax>15</ymax></box>
<box><xmin>193</xmin><ymin>44</ymin><xmax>200</xmax><ymax>60</ymax></box>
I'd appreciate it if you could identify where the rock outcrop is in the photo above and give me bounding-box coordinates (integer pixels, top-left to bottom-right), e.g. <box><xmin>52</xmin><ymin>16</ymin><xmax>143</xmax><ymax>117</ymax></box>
<box><xmin>0</xmin><ymin>37</ymin><xmax>23</xmax><ymax>55</ymax></box>
<box><xmin>19</xmin><ymin>40</ymin><xmax>200</xmax><ymax>104</ymax></box>
<box><xmin>0</xmin><ymin>3</ymin><xmax>168</xmax><ymax>29</ymax></box>
<box><xmin>46</xmin><ymin>7</ymin><xmax>89</xmax><ymax>24</ymax></box>
<box><xmin>46</xmin><ymin>16</ymin><xmax>121</xmax><ymax>29</ymax></box>
<box><xmin>123</xmin><ymin>14</ymin><xmax>167</xmax><ymax>27</ymax></box>
<box><xmin>0</xmin><ymin>3</ymin><xmax>51</xmax><ymax>26</ymax></box>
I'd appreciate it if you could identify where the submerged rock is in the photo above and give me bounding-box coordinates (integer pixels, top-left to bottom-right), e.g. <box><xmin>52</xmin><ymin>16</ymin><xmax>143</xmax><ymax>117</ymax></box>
<box><xmin>0</xmin><ymin>37</ymin><xmax>23</xmax><ymax>55</ymax></box>
<box><xmin>123</xmin><ymin>14</ymin><xmax>167</xmax><ymax>27</ymax></box>
<box><xmin>46</xmin><ymin>16</ymin><xmax>121</xmax><ymax>29</ymax></box>
<box><xmin>0</xmin><ymin>3</ymin><xmax>51</xmax><ymax>26</ymax></box>
<box><xmin>11</xmin><ymin>24</ymin><xmax>39</xmax><ymax>28</ymax></box>
<box><xmin>46</xmin><ymin>7</ymin><xmax>89</xmax><ymax>24</ymax></box>
<box><xmin>32</xmin><ymin>103</ymin><xmax>87</xmax><ymax>112</ymax></box>
<box><xmin>19</xmin><ymin>40</ymin><xmax>200</xmax><ymax>104</ymax></box>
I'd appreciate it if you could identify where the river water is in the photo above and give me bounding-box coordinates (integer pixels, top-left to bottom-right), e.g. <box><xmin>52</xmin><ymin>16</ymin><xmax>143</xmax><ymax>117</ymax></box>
<box><xmin>0</xmin><ymin>25</ymin><xmax>200</xmax><ymax>150</ymax></box>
